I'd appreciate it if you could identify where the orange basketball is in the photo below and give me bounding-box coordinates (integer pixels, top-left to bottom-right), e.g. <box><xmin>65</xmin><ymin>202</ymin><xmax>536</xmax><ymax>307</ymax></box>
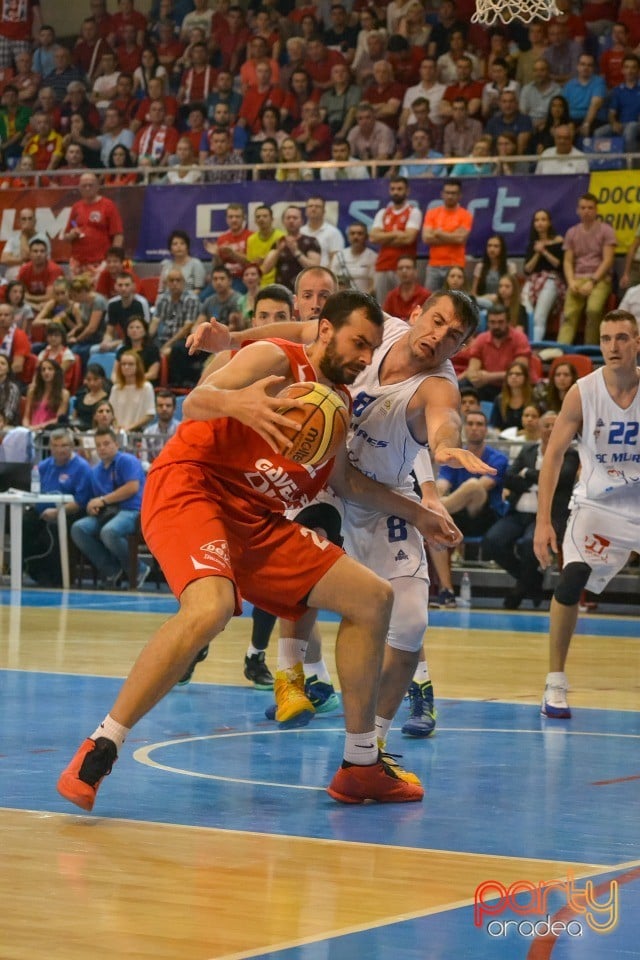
<box><xmin>276</xmin><ymin>382</ymin><xmax>349</xmax><ymax>466</ymax></box>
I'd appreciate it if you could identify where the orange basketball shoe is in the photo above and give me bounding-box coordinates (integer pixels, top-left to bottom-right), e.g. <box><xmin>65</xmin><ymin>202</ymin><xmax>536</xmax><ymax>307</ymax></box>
<box><xmin>327</xmin><ymin>755</ymin><xmax>425</xmax><ymax>804</ymax></box>
<box><xmin>274</xmin><ymin>662</ymin><xmax>315</xmax><ymax>727</ymax></box>
<box><xmin>57</xmin><ymin>737</ymin><xmax>118</xmax><ymax>811</ymax></box>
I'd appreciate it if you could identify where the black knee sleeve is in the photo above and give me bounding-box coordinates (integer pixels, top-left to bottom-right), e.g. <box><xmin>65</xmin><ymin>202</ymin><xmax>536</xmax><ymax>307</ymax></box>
<box><xmin>294</xmin><ymin>502</ymin><xmax>343</xmax><ymax>547</ymax></box>
<box><xmin>553</xmin><ymin>562</ymin><xmax>591</xmax><ymax>606</ymax></box>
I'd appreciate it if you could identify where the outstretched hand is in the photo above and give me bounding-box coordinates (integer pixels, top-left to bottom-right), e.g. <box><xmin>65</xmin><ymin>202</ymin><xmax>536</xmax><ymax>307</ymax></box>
<box><xmin>186</xmin><ymin>317</ymin><xmax>231</xmax><ymax>355</ymax></box>
<box><xmin>434</xmin><ymin>447</ymin><xmax>497</xmax><ymax>475</ymax></box>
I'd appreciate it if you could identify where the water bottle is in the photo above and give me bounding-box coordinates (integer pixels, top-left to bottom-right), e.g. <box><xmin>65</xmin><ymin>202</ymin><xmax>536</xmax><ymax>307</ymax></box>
<box><xmin>459</xmin><ymin>571</ymin><xmax>471</xmax><ymax>608</ymax></box>
<box><xmin>30</xmin><ymin>464</ymin><xmax>41</xmax><ymax>494</ymax></box>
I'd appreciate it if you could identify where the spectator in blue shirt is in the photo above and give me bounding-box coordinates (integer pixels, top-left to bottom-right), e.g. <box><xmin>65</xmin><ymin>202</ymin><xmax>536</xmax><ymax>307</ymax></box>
<box><xmin>595</xmin><ymin>54</ymin><xmax>640</xmax><ymax>153</ymax></box>
<box><xmin>398</xmin><ymin>128</ymin><xmax>446</xmax><ymax>178</ymax></box>
<box><xmin>71</xmin><ymin>427</ymin><xmax>149</xmax><ymax>588</ymax></box>
<box><xmin>485</xmin><ymin>90</ymin><xmax>533</xmax><ymax>156</ymax></box>
<box><xmin>23</xmin><ymin>427</ymin><xmax>92</xmax><ymax>585</ymax></box>
<box><xmin>562</xmin><ymin>54</ymin><xmax>607</xmax><ymax>137</ymax></box>
<box><xmin>428</xmin><ymin>409</ymin><xmax>508</xmax><ymax>607</ymax></box>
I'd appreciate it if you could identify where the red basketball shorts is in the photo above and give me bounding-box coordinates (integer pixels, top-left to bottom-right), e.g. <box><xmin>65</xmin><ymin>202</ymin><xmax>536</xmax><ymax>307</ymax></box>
<box><xmin>142</xmin><ymin>462</ymin><xmax>344</xmax><ymax>620</ymax></box>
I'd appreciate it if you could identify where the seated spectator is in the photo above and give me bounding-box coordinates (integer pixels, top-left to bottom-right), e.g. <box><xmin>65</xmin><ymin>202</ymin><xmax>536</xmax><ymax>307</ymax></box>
<box><xmin>21</xmin><ymin>110</ymin><xmax>64</xmax><ymax>175</ymax></box>
<box><xmin>104</xmin><ymin>143</ymin><xmax>139</xmax><ymax>185</ymax></box>
<box><xmin>56</xmin><ymin>143</ymin><xmax>89</xmax><ymax>188</ymax></box>
<box><xmin>253</xmin><ymin>138</ymin><xmax>278</xmax><ymax>180</ymax></box>
<box><xmin>132</xmin><ymin>100</ymin><xmax>179</xmax><ymax>166</ymax></box>
<box><xmin>86</xmin><ymin>105</ymin><xmax>135</xmax><ymax>169</ymax></box>
<box><xmin>0</xmin><ymin>85</ymin><xmax>32</xmax><ymax>165</ymax></box>
<box><xmin>560</xmin><ymin>192</ymin><xmax>616</xmax><ymax>344</ymax></box>
<box><xmin>203</xmin><ymin>203</ymin><xmax>251</xmax><ymax>292</ymax></box>
<box><xmin>22</xmin><ymin>359</ymin><xmax>70</xmax><ymax>432</ymax></box>
<box><xmin>347</xmin><ymin>101</ymin><xmax>396</xmax><ymax>165</ymax></box>
<box><xmin>6</xmin><ymin>281</ymin><xmax>35</xmax><ymax>336</ymax></box>
<box><xmin>451</xmin><ymin>136</ymin><xmax>495</xmax><ymax>176</ymax></box>
<box><xmin>239</xmin><ymin>36</ymin><xmax>280</xmax><ymax>92</ymax></box>
<box><xmin>249</xmin><ymin>104</ymin><xmax>287</xmax><ymax>153</ymax></box>
<box><xmin>496</xmin><ymin>274</ymin><xmax>527</xmax><ymax>329</ymax></box>
<box><xmin>471</xmin><ymin>235</ymin><xmax>518</xmax><ymax>310</ymax></box>
<box><xmin>36</xmin><ymin>322</ymin><xmax>76</xmax><ymax>379</ymax></box>
<box><xmin>482</xmin><ymin>410</ymin><xmax>579</xmax><ymax>608</ymax></box>
<box><xmin>481</xmin><ymin>59</ymin><xmax>520</xmax><ymax>121</ymax></box>
<box><xmin>108</xmin><ymin>351</ymin><xmax>155</xmax><ymax>433</ymax></box>
<box><xmin>562</xmin><ymin>53</ymin><xmax>606</xmax><ymax>137</ymax></box>
<box><xmin>132</xmin><ymin>46</ymin><xmax>168</xmax><ymax>98</ymax></box>
<box><xmin>290</xmin><ymin>99</ymin><xmax>332</xmax><ymax>162</ymax></box>
<box><xmin>437</xmin><ymin>29</ymin><xmax>481</xmax><ymax>86</ymax></box>
<box><xmin>542</xmin><ymin>21</ymin><xmax>582</xmax><ymax>86</ymax></box>
<box><xmin>595</xmin><ymin>53</ymin><xmax>640</xmax><ymax>154</ymax></box>
<box><xmin>318</xmin><ymin>62</ymin><xmax>360</xmax><ymax>138</ymax></box>
<box><xmin>71</xmin><ymin>363</ymin><xmax>110</xmax><ymax>432</ymax></box>
<box><xmin>111</xmin><ymin>0</ymin><xmax>147</xmax><ymax>48</ymax></box>
<box><xmin>276</xmin><ymin>136</ymin><xmax>314</xmax><ymax>181</ymax></box>
<box><xmin>279</xmin><ymin>36</ymin><xmax>307</xmax><ymax>94</ymax></box>
<box><xmin>201</xmin><ymin>125</ymin><xmax>246</xmax><ymax>183</ymax></box>
<box><xmin>149</xmin><ymin>269</ymin><xmax>201</xmax><ymax>387</ymax></box>
<box><xmin>485</xmin><ymin>89</ymin><xmax>533</xmax><ymax>155</ymax></box>
<box><xmin>319</xmin><ymin>137</ymin><xmax>369</xmax><ymax>180</ymax></box>
<box><xmin>73</xmin><ymin>15</ymin><xmax>113</xmax><ymax>84</ymax></box>
<box><xmin>0</xmin><ymin>208</ymin><xmax>39</xmax><ymax>281</ymax></box>
<box><xmin>323</xmin><ymin>2</ymin><xmax>358</xmax><ymax>63</ymax></box>
<box><xmin>284</xmin><ymin>68</ymin><xmax>320</xmax><ymax>130</ymax></box>
<box><xmin>353</xmin><ymin>28</ymin><xmax>387</xmax><ymax>89</ymax></box>
<box><xmin>163</xmin><ymin>136</ymin><xmax>203</xmax><ymax>184</ymax></box>
<box><xmin>397</xmin><ymin>0</ymin><xmax>432</xmax><ymax>49</ymax></box>
<box><xmin>490</xmin><ymin>360</ymin><xmax>533</xmax><ymax>432</ymax></box>
<box><xmin>33</xmin><ymin>279</ymin><xmax>81</xmax><ymax>339</ymax></box>
<box><xmin>158</xmin><ymin>229</ymin><xmax>206</xmax><ymax>296</ymax></box>
<box><xmin>519</xmin><ymin>59</ymin><xmax>561</xmax><ymax>133</ymax></box>
<box><xmin>153</xmin><ymin>18</ymin><xmax>185</xmax><ymax>79</ymax></box>
<box><xmin>261</xmin><ymin>205</ymin><xmax>321</xmax><ymax>292</ymax></box>
<box><xmin>115</xmin><ymin>316</ymin><xmax>160</xmax><ymax>384</ymax></box>
<box><xmin>56</xmin><ymin>81</ymin><xmax>102</xmax><ymax>138</ymax></box>
<box><xmin>429</xmin><ymin>409</ymin><xmax>509</xmax><ymax>607</ymax></box>
<box><xmin>398</xmin><ymin>58</ymin><xmax>446</xmax><ymax>144</ymax></box>
<box><xmin>204</xmin><ymin>100</ymin><xmax>247</xmax><ymax>152</ymax></box>
<box><xmin>0</xmin><ymin>353</ymin><xmax>21</xmax><ymax>425</ymax></box>
<box><xmin>303</xmin><ymin>35</ymin><xmax>345</xmax><ymax>93</ymax></box>
<box><xmin>61</xmin><ymin>112</ymin><xmax>102</xmax><ymax>168</ymax></box>
<box><xmin>67</xmin><ymin>274</ymin><xmax>109</xmax><ymax>366</ymax></box>
<box><xmin>300</xmin><ymin>196</ymin><xmax>346</xmax><ymax>270</ymax></box>
<box><xmin>516</xmin><ymin>22</ymin><xmax>549</xmax><ymax>87</ymax></box>
<box><xmin>70</xmin><ymin>426</ymin><xmax>149</xmax><ymax>588</ymax></box>
<box><xmin>197</xmin><ymin>265</ymin><xmax>243</xmax><ymax>329</ymax></box>
<box><xmin>139</xmin><ymin>390</ymin><xmax>180</xmax><ymax>471</ymax></box>
<box><xmin>237</xmin><ymin>62</ymin><xmax>286</xmax><ymax>137</ymax></box>
<box><xmin>205</xmin><ymin>68</ymin><xmax>243</xmax><ymax>124</ymax></box>
<box><xmin>32</xmin><ymin>25</ymin><xmax>57</xmax><ymax>81</ymax></box>
<box><xmin>531</xmin><ymin>93</ymin><xmax>575</xmax><ymax>156</ymax></box>
<box><xmin>111</xmin><ymin>71</ymin><xmax>139</xmax><ymax>125</ymax></box>
<box><xmin>441</xmin><ymin>58</ymin><xmax>484</xmax><ymax>123</ymax></box>
<box><xmin>442</xmin><ymin>96</ymin><xmax>483</xmax><ymax>157</ymax></box>
<box><xmin>95</xmin><ymin>246</ymin><xmax>140</xmax><ymax>301</ymax></box>
<box><xmin>44</xmin><ymin>46</ymin><xmax>86</xmax><ymax>104</ymax></box>
<box><xmin>541</xmin><ymin>359</ymin><xmax>579</xmax><ymax>413</ymax></box>
<box><xmin>522</xmin><ymin>208</ymin><xmax>566</xmax><ymax>342</ymax></box>
<box><xmin>9</xmin><ymin>50</ymin><xmax>38</xmax><ymax>108</ymax></box>
<box><xmin>18</xmin><ymin>236</ymin><xmax>64</xmax><ymax>308</ymax></box>
<box><xmin>91</xmin><ymin>50</ymin><xmax>121</xmax><ymax>113</ymax></box>
<box><xmin>398</xmin><ymin>127</ymin><xmax>445</xmax><ymax>178</ymax></box>
<box><xmin>461</xmin><ymin>303</ymin><xmax>532</xmax><ymax>401</ymax></box>
<box><xmin>382</xmin><ymin>256</ymin><xmax>430</xmax><ymax>321</ymax></box>
<box><xmin>494</xmin><ymin>131</ymin><xmax>530</xmax><ymax>175</ymax></box>
<box><xmin>236</xmin><ymin>263</ymin><xmax>262</xmax><ymax>326</ymax></box>
<box><xmin>365</xmin><ymin>60</ymin><xmax>404</xmax><ymax>131</ymax></box>
<box><xmin>22</xmin><ymin>427</ymin><xmax>92</xmax><ymax>586</ymax></box>
<box><xmin>332</xmin><ymin>222</ymin><xmax>377</xmax><ymax>294</ymax></box>
<box><xmin>100</xmin><ymin>273</ymin><xmax>151</xmax><ymax>354</ymax></box>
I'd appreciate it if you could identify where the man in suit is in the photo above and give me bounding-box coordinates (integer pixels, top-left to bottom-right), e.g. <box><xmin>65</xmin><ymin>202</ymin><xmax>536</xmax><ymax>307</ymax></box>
<box><xmin>482</xmin><ymin>410</ymin><xmax>579</xmax><ymax>608</ymax></box>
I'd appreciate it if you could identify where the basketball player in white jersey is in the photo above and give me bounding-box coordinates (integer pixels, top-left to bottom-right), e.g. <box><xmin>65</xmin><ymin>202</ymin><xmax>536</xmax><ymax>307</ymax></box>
<box><xmin>189</xmin><ymin>291</ymin><xmax>493</xmax><ymax>756</ymax></box>
<box><xmin>534</xmin><ymin>310</ymin><xmax>640</xmax><ymax>719</ymax></box>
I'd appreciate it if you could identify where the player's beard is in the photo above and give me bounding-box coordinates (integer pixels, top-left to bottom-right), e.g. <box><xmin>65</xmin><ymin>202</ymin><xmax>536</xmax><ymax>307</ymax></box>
<box><xmin>318</xmin><ymin>335</ymin><xmax>360</xmax><ymax>384</ymax></box>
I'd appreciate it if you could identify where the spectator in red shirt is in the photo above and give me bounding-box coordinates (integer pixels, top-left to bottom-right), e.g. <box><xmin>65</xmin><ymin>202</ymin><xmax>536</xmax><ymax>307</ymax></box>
<box><xmin>382</xmin><ymin>256</ymin><xmax>431</xmax><ymax>321</ymax></box>
<box><xmin>56</xmin><ymin>81</ymin><xmax>102</xmax><ymax>137</ymax></box>
<box><xmin>181</xmin><ymin>101</ymin><xmax>208</xmax><ymax>153</ymax></box>
<box><xmin>117</xmin><ymin>22</ymin><xmax>143</xmax><ymax>74</ymax></box>
<box><xmin>63</xmin><ymin>173</ymin><xmax>125</xmax><ymax>277</ymax></box>
<box><xmin>131</xmin><ymin>75</ymin><xmax>179</xmax><ymax>132</ymax></box>
<box><xmin>0</xmin><ymin>0</ymin><xmax>41</xmax><ymax>71</ymax></box>
<box><xmin>0</xmin><ymin>302</ymin><xmax>31</xmax><ymax>383</ymax></box>
<box><xmin>111</xmin><ymin>0</ymin><xmax>147</xmax><ymax>48</ymax></box>
<box><xmin>285</xmin><ymin>69</ymin><xmax>321</xmax><ymax>128</ymax></box>
<box><xmin>178</xmin><ymin>41</ymin><xmax>217</xmax><ymax>105</ymax></box>
<box><xmin>155</xmin><ymin>19</ymin><xmax>184</xmax><ymax>77</ymax></box>
<box><xmin>204</xmin><ymin>202</ymin><xmax>252</xmax><ymax>290</ymax></box>
<box><xmin>599</xmin><ymin>22</ymin><xmax>631</xmax><ymax>89</ymax></box>
<box><xmin>217</xmin><ymin>5</ymin><xmax>251</xmax><ymax>74</ymax></box>
<box><xmin>238</xmin><ymin>61</ymin><xmax>285</xmax><ymax>134</ymax></box>
<box><xmin>74</xmin><ymin>16</ymin><xmax>113</xmax><ymax>83</ymax></box>
<box><xmin>18</xmin><ymin>237</ymin><xmax>64</xmax><ymax>308</ymax></box>
<box><xmin>303</xmin><ymin>36</ymin><xmax>346</xmax><ymax>92</ymax></box>
<box><xmin>461</xmin><ymin>303</ymin><xmax>533</xmax><ymax>401</ymax></box>
<box><xmin>291</xmin><ymin>100</ymin><xmax>332</xmax><ymax>161</ymax></box>
<box><xmin>365</xmin><ymin>60</ymin><xmax>405</xmax><ymax>130</ymax></box>
<box><xmin>89</xmin><ymin>0</ymin><xmax>116</xmax><ymax>44</ymax></box>
<box><xmin>111</xmin><ymin>72</ymin><xmax>139</xmax><ymax>124</ymax></box>
<box><xmin>95</xmin><ymin>245</ymin><xmax>140</xmax><ymax>300</ymax></box>
<box><xmin>132</xmin><ymin>100</ymin><xmax>179</xmax><ymax>165</ymax></box>
<box><xmin>239</xmin><ymin>36</ymin><xmax>280</xmax><ymax>91</ymax></box>
<box><xmin>22</xmin><ymin>111</ymin><xmax>64</xmax><ymax>173</ymax></box>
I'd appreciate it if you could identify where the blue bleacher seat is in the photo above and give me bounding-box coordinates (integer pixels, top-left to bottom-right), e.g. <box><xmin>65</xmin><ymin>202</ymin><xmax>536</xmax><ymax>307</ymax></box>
<box><xmin>480</xmin><ymin>400</ymin><xmax>493</xmax><ymax>421</ymax></box>
<box><xmin>94</xmin><ymin>352</ymin><xmax>117</xmax><ymax>380</ymax></box>
<box><xmin>175</xmin><ymin>395</ymin><xmax>186</xmax><ymax>421</ymax></box>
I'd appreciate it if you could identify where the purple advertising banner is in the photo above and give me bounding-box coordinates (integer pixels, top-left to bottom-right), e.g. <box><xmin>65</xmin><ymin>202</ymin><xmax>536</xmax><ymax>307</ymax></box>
<box><xmin>135</xmin><ymin>176</ymin><xmax>591</xmax><ymax>261</ymax></box>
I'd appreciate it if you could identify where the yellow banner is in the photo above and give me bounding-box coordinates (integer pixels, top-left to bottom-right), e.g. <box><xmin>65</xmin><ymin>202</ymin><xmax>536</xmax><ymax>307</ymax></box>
<box><xmin>589</xmin><ymin>170</ymin><xmax>640</xmax><ymax>253</ymax></box>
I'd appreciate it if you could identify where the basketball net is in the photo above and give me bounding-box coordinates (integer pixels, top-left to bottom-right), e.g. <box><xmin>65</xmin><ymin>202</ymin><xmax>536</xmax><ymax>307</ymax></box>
<box><xmin>472</xmin><ymin>0</ymin><xmax>560</xmax><ymax>24</ymax></box>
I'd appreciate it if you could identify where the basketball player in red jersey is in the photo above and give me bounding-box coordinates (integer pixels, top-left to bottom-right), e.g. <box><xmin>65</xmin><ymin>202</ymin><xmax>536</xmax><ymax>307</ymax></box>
<box><xmin>58</xmin><ymin>290</ymin><xmax>461</xmax><ymax>809</ymax></box>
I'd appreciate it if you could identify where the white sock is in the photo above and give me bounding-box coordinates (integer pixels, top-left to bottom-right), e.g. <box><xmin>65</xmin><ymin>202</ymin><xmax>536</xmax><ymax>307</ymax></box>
<box><xmin>413</xmin><ymin>660</ymin><xmax>430</xmax><ymax>683</ymax></box>
<box><xmin>246</xmin><ymin>643</ymin><xmax>263</xmax><ymax>658</ymax></box>
<box><xmin>304</xmin><ymin>659</ymin><xmax>332</xmax><ymax>684</ymax></box>
<box><xmin>91</xmin><ymin>714</ymin><xmax>129</xmax><ymax>752</ymax></box>
<box><xmin>278</xmin><ymin>637</ymin><xmax>308</xmax><ymax>671</ymax></box>
<box><xmin>375</xmin><ymin>715</ymin><xmax>392</xmax><ymax>746</ymax></box>
<box><xmin>546</xmin><ymin>671</ymin><xmax>567</xmax><ymax>686</ymax></box>
<box><xmin>343</xmin><ymin>730</ymin><xmax>378</xmax><ymax>766</ymax></box>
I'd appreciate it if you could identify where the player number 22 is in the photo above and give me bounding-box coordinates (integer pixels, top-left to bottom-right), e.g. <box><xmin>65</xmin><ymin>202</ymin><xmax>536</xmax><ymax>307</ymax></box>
<box><xmin>608</xmin><ymin>421</ymin><xmax>639</xmax><ymax>445</ymax></box>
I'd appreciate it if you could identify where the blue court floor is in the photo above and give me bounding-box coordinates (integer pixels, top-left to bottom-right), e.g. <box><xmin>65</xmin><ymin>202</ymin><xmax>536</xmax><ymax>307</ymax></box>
<box><xmin>1</xmin><ymin>589</ymin><xmax>639</xmax><ymax>959</ymax></box>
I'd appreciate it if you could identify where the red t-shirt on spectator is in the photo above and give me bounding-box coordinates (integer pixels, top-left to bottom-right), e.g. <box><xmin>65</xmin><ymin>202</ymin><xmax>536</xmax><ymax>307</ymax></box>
<box><xmin>216</xmin><ymin>228</ymin><xmax>252</xmax><ymax>280</ymax></box>
<box><xmin>65</xmin><ymin>196</ymin><xmax>124</xmax><ymax>265</ymax></box>
<box><xmin>290</xmin><ymin>120</ymin><xmax>332</xmax><ymax>160</ymax></box>
<box><xmin>0</xmin><ymin>0</ymin><xmax>38</xmax><ymax>40</ymax></box>
<box><xmin>217</xmin><ymin>27</ymin><xmax>251</xmax><ymax>72</ymax></box>
<box><xmin>467</xmin><ymin>328</ymin><xmax>533</xmax><ymax>376</ymax></box>
<box><xmin>239</xmin><ymin>85</ymin><xmax>285</xmax><ymax>133</ymax></box>
<box><xmin>95</xmin><ymin>266</ymin><xmax>140</xmax><ymax>299</ymax></box>
<box><xmin>383</xmin><ymin>285</ymin><xmax>431</xmax><ymax>322</ymax></box>
<box><xmin>18</xmin><ymin>260</ymin><xmax>64</xmax><ymax>297</ymax></box>
<box><xmin>156</xmin><ymin>39</ymin><xmax>184</xmax><ymax>70</ymax></box>
<box><xmin>303</xmin><ymin>50</ymin><xmax>345</xmax><ymax>89</ymax></box>
<box><xmin>111</xmin><ymin>9</ymin><xmax>147</xmax><ymax>43</ymax></box>
<box><xmin>135</xmin><ymin>94</ymin><xmax>179</xmax><ymax>126</ymax></box>
<box><xmin>117</xmin><ymin>45</ymin><xmax>143</xmax><ymax>73</ymax></box>
<box><xmin>133</xmin><ymin>123</ymin><xmax>179</xmax><ymax>162</ymax></box>
<box><xmin>180</xmin><ymin>65</ymin><xmax>218</xmax><ymax>102</ymax></box>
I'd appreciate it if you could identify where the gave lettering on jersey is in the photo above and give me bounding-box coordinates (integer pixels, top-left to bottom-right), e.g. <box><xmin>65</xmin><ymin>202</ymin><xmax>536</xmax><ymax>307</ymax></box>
<box><xmin>243</xmin><ymin>457</ymin><xmax>318</xmax><ymax>507</ymax></box>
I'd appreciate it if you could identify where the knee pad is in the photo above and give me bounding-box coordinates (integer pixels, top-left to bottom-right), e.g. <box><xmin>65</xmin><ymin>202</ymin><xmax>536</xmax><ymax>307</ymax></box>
<box><xmin>294</xmin><ymin>502</ymin><xmax>343</xmax><ymax>547</ymax></box>
<box><xmin>554</xmin><ymin>562</ymin><xmax>591</xmax><ymax>606</ymax></box>
<box><xmin>387</xmin><ymin>576</ymin><xmax>429</xmax><ymax>652</ymax></box>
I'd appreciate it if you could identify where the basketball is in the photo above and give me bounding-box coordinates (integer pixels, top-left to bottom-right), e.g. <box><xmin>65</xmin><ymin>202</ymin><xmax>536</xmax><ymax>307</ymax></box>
<box><xmin>276</xmin><ymin>382</ymin><xmax>349</xmax><ymax>466</ymax></box>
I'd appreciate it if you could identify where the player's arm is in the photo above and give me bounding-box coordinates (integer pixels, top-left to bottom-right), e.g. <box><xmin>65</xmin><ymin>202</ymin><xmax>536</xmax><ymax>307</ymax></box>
<box><xmin>186</xmin><ymin>317</ymin><xmax>318</xmax><ymax>355</ymax></box>
<box><xmin>421</xmin><ymin>377</ymin><xmax>497</xmax><ymax>475</ymax></box>
<box><xmin>329</xmin><ymin>445</ymin><xmax>461</xmax><ymax>549</ymax></box>
<box><xmin>182</xmin><ymin>340</ymin><xmax>306</xmax><ymax>450</ymax></box>
<box><xmin>533</xmin><ymin>384</ymin><xmax>582</xmax><ymax>568</ymax></box>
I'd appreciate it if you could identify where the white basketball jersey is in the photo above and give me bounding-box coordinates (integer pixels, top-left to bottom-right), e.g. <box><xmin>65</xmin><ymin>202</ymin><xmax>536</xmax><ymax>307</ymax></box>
<box><xmin>346</xmin><ymin>313</ymin><xmax>457</xmax><ymax>495</ymax></box>
<box><xmin>574</xmin><ymin>367</ymin><xmax>640</xmax><ymax>517</ymax></box>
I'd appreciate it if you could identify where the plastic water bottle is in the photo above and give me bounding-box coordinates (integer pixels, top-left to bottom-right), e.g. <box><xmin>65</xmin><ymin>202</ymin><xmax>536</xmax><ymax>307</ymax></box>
<box><xmin>459</xmin><ymin>571</ymin><xmax>471</xmax><ymax>608</ymax></box>
<box><xmin>30</xmin><ymin>464</ymin><xmax>41</xmax><ymax>494</ymax></box>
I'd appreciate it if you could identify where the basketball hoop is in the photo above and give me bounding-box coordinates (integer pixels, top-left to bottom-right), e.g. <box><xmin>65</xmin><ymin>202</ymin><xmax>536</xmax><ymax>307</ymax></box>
<box><xmin>472</xmin><ymin>0</ymin><xmax>560</xmax><ymax>25</ymax></box>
